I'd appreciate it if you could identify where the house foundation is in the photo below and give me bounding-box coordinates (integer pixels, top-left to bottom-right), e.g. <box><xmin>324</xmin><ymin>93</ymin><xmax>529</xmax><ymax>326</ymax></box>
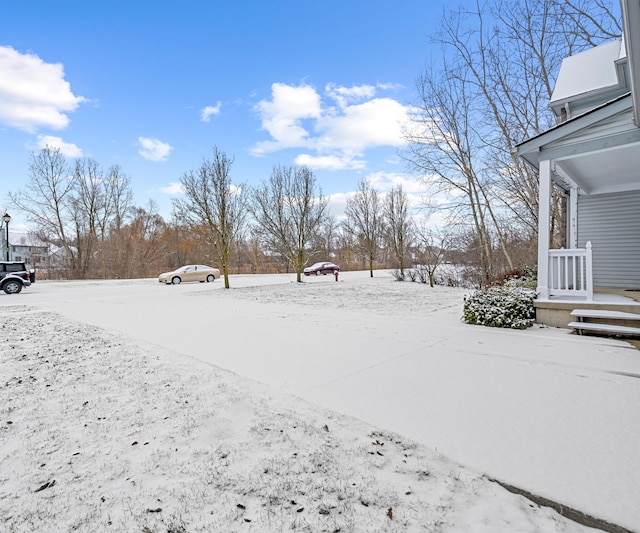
<box><xmin>535</xmin><ymin>290</ymin><xmax>640</xmax><ymax>328</ymax></box>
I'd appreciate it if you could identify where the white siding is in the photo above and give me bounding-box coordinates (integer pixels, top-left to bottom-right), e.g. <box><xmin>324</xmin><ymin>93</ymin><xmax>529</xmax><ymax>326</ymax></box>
<box><xmin>577</xmin><ymin>190</ymin><xmax>640</xmax><ymax>288</ymax></box>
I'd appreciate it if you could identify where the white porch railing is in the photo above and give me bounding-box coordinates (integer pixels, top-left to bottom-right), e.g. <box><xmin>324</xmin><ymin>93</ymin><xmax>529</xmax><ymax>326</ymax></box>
<box><xmin>548</xmin><ymin>241</ymin><xmax>593</xmax><ymax>300</ymax></box>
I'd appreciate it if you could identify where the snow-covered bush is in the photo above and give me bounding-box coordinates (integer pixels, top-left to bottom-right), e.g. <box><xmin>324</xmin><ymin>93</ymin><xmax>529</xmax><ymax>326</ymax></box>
<box><xmin>463</xmin><ymin>286</ymin><xmax>536</xmax><ymax>329</ymax></box>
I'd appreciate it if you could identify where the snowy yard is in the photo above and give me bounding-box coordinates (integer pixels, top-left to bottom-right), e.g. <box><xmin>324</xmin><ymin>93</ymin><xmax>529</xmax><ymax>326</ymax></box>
<box><xmin>1</xmin><ymin>270</ymin><xmax>638</xmax><ymax>532</ymax></box>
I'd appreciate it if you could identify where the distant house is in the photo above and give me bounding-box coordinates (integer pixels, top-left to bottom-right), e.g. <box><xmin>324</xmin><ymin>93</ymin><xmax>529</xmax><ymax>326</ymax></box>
<box><xmin>1</xmin><ymin>231</ymin><xmax>49</xmax><ymax>268</ymax></box>
<box><xmin>516</xmin><ymin>0</ymin><xmax>640</xmax><ymax>327</ymax></box>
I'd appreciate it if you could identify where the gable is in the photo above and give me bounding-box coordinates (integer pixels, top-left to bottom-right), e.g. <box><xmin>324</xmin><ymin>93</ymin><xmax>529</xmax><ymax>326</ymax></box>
<box><xmin>517</xmin><ymin>95</ymin><xmax>640</xmax><ymax>195</ymax></box>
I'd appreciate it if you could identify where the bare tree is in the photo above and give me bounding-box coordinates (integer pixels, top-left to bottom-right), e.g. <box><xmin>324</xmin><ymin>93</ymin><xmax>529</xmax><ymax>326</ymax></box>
<box><xmin>104</xmin><ymin>200</ymin><xmax>167</xmax><ymax>278</ymax></box>
<box><xmin>404</xmin><ymin>0</ymin><xmax>620</xmax><ymax>285</ymax></box>
<box><xmin>555</xmin><ymin>0</ymin><xmax>622</xmax><ymax>47</ymax></box>
<box><xmin>383</xmin><ymin>184</ymin><xmax>413</xmax><ymax>281</ymax></box>
<box><xmin>404</xmin><ymin>65</ymin><xmax>500</xmax><ymax>285</ymax></box>
<box><xmin>250</xmin><ymin>165</ymin><xmax>328</xmax><ymax>283</ymax></box>
<box><xmin>413</xmin><ymin>223</ymin><xmax>452</xmax><ymax>287</ymax></box>
<box><xmin>342</xmin><ymin>178</ymin><xmax>384</xmax><ymax>277</ymax></box>
<box><xmin>315</xmin><ymin>214</ymin><xmax>338</xmax><ymax>262</ymax></box>
<box><xmin>10</xmin><ymin>147</ymin><xmax>134</xmax><ymax>278</ymax></box>
<box><xmin>173</xmin><ymin>147</ymin><xmax>248</xmax><ymax>288</ymax></box>
<box><xmin>10</xmin><ymin>147</ymin><xmax>74</xmax><ymax>270</ymax></box>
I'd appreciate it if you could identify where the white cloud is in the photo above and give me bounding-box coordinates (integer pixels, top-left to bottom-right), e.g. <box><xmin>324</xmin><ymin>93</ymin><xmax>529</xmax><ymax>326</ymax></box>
<box><xmin>364</xmin><ymin>171</ymin><xmax>428</xmax><ymax>194</ymax></box>
<box><xmin>325</xmin><ymin>83</ymin><xmax>376</xmax><ymax>107</ymax></box>
<box><xmin>160</xmin><ymin>181</ymin><xmax>242</xmax><ymax>197</ymax></box>
<box><xmin>252</xmin><ymin>83</ymin><xmax>322</xmax><ymax>153</ymax></box>
<box><xmin>334</xmin><ymin>172</ymin><xmax>441</xmax><ymax>228</ymax></box>
<box><xmin>160</xmin><ymin>182</ymin><xmax>184</xmax><ymax>195</ymax></box>
<box><xmin>316</xmin><ymin>98</ymin><xmax>409</xmax><ymax>152</ymax></box>
<box><xmin>0</xmin><ymin>46</ymin><xmax>86</xmax><ymax>132</ymax></box>
<box><xmin>200</xmin><ymin>102</ymin><xmax>222</xmax><ymax>122</ymax></box>
<box><xmin>327</xmin><ymin>191</ymin><xmax>351</xmax><ymax>220</ymax></box>
<box><xmin>36</xmin><ymin>135</ymin><xmax>83</xmax><ymax>157</ymax></box>
<box><xmin>137</xmin><ymin>137</ymin><xmax>173</xmax><ymax>162</ymax></box>
<box><xmin>294</xmin><ymin>153</ymin><xmax>366</xmax><ymax>171</ymax></box>
<box><xmin>250</xmin><ymin>82</ymin><xmax>411</xmax><ymax>170</ymax></box>
<box><xmin>376</xmin><ymin>82</ymin><xmax>405</xmax><ymax>91</ymax></box>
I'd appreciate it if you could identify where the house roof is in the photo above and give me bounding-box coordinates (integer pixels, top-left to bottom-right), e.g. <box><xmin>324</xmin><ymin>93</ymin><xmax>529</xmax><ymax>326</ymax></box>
<box><xmin>550</xmin><ymin>40</ymin><xmax>625</xmax><ymax>106</ymax></box>
<box><xmin>516</xmin><ymin>94</ymin><xmax>640</xmax><ymax>194</ymax></box>
<box><xmin>621</xmin><ymin>0</ymin><xmax>640</xmax><ymax>125</ymax></box>
<box><xmin>5</xmin><ymin>231</ymin><xmax>48</xmax><ymax>248</ymax></box>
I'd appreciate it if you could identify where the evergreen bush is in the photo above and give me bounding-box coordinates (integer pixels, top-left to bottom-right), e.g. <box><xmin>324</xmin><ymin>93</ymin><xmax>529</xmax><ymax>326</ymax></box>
<box><xmin>463</xmin><ymin>286</ymin><xmax>536</xmax><ymax>329</ymax></box>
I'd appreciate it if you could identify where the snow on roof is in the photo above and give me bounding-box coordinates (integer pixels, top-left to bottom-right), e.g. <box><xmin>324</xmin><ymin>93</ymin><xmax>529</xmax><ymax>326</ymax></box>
<box><xmin>7</xmin><ymin>230</ymin><xmax>47</xmax><ymax>248</ymax></box>
<box><xmin>550</xmin><ymin>40</ymin><xmax>625</xmax><ymax>104</ymax></box>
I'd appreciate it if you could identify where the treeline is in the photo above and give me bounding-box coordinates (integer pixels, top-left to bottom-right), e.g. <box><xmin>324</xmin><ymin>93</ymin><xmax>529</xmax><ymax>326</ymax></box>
<box><xmin>11</xmin><ymin>145</ymin><xmax>512</xmax><ymax>287</ymax></box>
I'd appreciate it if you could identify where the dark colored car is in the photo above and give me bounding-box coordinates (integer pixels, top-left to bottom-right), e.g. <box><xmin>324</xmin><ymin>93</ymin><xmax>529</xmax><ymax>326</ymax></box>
<box><xmin>0</xmin><ymin>261</ymin><xmax>34</xmax><ymax>294</ymax></box>
<box><xmin>303</xmin><ymin>262</ymin><xmax>340</xmax><ymax>276</ymax></box>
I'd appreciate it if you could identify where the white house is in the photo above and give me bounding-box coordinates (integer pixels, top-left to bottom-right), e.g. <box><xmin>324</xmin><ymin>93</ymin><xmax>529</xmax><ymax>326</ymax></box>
<box><xmin>1</xmin><ymin>231</ymin><xmax>48</xmax><ymax>268</ymax></box>
<box><xmin>516</xmin><ymin>0</ymin><xmax>640</xmax><ymax>330</ymax></box>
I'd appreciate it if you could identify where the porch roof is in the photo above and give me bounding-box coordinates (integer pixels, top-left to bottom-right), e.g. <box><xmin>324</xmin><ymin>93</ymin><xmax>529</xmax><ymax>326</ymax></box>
<box><xmin>516</xmin><ymin>94</ymin><xmax>640</xmax><ymax>194</ymax></box>
<box><xmin>517</xmin><ymin>1</ymin><xmax>640</xmax><ymax>195</ymax></box>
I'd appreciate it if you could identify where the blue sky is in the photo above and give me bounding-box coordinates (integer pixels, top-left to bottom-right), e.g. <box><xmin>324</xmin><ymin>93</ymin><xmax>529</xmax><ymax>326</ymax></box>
<box><xmin>0</xmin><ymin>1</ymin><xmax>464</xmax><ymax>230</ymax></box>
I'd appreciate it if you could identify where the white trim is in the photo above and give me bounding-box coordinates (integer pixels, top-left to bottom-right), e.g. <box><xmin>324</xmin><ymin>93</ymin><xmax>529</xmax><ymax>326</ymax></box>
<box><xmin>569</xmin><ymin>184</ymin><xmax>578</xmax><ymax>249</ymax></box>
<box><xmin>536</xmin><ymin>159</ymin><xmax>551</xmax><ymax>299</ymax></box>
<box><xmin>621</xmin><ymin>0</ymin><xmax>640</xmax><ymax>126</ymax></box>
<box><xmin>548</xmin><ymin>242</ymin><xmax>593</xmax><ymax>301</ymax></box>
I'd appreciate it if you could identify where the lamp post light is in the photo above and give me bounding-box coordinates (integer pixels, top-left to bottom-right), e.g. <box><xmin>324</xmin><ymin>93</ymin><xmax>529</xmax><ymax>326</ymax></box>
<box><xmin>3</xmin><ymin>213</ymin><xmax>10</xmax><ymax>261</ymax></box>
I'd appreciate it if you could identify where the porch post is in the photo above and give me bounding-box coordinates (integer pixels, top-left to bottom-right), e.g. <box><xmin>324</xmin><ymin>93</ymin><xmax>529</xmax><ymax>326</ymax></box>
<box><xmin>537</xmin><ymin>158</ymin><xmax>552</xmax><ymax>299</ymax></box>
<box><xmin>569</xmin><ymin>184</ymin><xmax>578</xmax><ymax>249</ymax></box>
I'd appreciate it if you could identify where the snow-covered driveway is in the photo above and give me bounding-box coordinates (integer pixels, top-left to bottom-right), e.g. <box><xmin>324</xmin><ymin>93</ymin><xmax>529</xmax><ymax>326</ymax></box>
<box><xmin>5</xmin><ymin>270</ymin><xmax>640</xmax><ymax>531</ymax></box>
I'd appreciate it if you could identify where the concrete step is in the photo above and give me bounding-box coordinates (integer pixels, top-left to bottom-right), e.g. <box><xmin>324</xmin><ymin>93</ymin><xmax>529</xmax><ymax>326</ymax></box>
<box><xmin>570</xmin><ymin>309</ymin><xmax>640</xmax><ymax>321</ymax></box>
<box><xmin>567</xmin><ymin>321</ymin><xmax>640</xmax><ymax>336</ymax></box>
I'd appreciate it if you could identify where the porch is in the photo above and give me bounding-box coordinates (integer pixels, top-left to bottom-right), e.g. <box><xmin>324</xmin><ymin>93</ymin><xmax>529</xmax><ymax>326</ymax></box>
<box><xmin>515</xmin><ymin>22</ymin><xmax>640</xmax><ymax>337</ymax></box>
<box><xmin>535</xmin><ymin>241</ymin><xmax>640</xmax><ymax>339</ymax></box>
<box><xmin>535</xmin><ymin>288</ymin><xmax>640</xmax><ymax>328</ymax></box>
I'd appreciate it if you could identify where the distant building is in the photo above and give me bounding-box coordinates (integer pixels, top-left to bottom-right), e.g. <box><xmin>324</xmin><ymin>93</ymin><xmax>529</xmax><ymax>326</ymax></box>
<box><xmin>0</xmin><ymin>231</ymin><xmax>49</xmax><ymax>268</ymax></box>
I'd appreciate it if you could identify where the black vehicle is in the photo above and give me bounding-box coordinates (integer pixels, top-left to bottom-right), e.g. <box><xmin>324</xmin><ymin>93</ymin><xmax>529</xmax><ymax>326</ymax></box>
<box><xmin>0</xmin><ymin>261</ymin><xmax>34</xmax><ymax>294</ymax></box>
<box><xmin>303</xmin><ymin>262</ymin><xmax>340</xmax><ymax>276</ymax></box>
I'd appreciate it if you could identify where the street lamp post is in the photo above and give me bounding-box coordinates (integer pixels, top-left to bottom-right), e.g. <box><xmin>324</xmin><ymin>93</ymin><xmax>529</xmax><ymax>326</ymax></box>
<box><xmin>3</xmin><ymin>213</ymin><xmax>10</xmax><ymax>261</ymax></box>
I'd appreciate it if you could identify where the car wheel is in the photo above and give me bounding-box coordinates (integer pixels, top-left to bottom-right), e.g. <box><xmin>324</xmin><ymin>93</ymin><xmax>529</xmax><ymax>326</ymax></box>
<box><xmin>3</xmin><ymin>280</ymin><xmax>22</xmax><ymax>294</ymax></box>
<box><xmin>206</xmin><ymin>275</ymin><xmax>215</xmax><ymax>282</ymax></box>
<box><xmin>171</xmin><ymin>276</ymin><xmax>181</xmax><ymax>285</ymax></box>
<box><xmin>315</xmin><ymin>271</ymin><xmax>321</xmax><ymax>276</ymax></box>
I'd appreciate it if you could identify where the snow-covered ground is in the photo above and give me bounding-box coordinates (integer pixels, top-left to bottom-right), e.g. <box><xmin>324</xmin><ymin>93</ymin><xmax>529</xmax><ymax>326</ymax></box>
<box><xmin>1</xmin><ymin>270</ymin><xmax>639</xmax><ymax>532</ymax></box>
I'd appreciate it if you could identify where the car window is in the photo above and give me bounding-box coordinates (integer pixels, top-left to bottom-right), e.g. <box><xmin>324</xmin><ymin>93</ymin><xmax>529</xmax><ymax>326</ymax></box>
<box><xmin>5</xmin><ymin>263</ymin><xmax>24</xmax><ymax>273</ymax></box>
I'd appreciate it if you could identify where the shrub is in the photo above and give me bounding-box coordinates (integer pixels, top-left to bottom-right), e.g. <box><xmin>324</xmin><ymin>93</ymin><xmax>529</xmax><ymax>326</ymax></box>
<box><xmin>488</xmin><ymin>265</ymin><xmax>538</xmax><ymax>290</ymax></box>
<box><xmin>463</xmin><ymin>286</ymin><xmax>536</xmax><ymax>329</ymax></box>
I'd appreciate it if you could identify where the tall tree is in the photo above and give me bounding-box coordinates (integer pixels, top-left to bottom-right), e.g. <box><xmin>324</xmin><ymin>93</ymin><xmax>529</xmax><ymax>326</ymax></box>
<box><xmin>383</xmin><ymin>184</ymin><xmax>413</xmax><ymax>281</ymax></box>
<box><xmin>10</xmin><ymin>147</ymin><xmax>75</xmax><ymax>270</ymax></box>
<box><xmin>173</xmin><ymin>147</ymin><xmax>248</xmax><ymax>288</ymax></box>
<box><xmin>250</xmin><ymin>165</ymin><xmax>328</xmax><ymax>283</ymax></box>
<box><xmin>342</xmin><ymin>178</ymin><xmax>384</xmax><ymax>277</ymax></box>
<box><xmin>404</xmin><ymin>0</ymin><xmax>621</xmax><ymax>283</ymax></box>
<box><xmin>10</xmin><ymin>147</ymin><xmax>133</xmax><ymax>278</ymax></box>
<box><xmin>404</xmin><ymin>65</ymin><xmax>499</xmax><ymax>284</ymax></box>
